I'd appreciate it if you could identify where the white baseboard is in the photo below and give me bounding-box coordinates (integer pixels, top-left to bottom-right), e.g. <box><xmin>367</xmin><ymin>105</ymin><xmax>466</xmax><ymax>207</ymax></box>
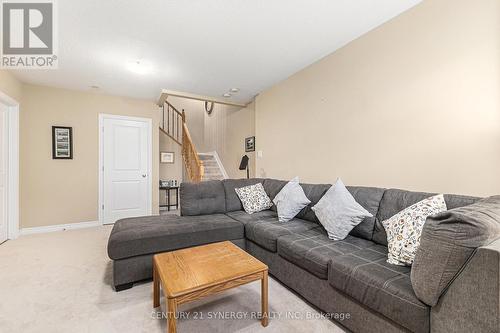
<box><xmin>20</xmin><ymin>220</ymin><xmax>101</xmax><ymax>236</ymax></box>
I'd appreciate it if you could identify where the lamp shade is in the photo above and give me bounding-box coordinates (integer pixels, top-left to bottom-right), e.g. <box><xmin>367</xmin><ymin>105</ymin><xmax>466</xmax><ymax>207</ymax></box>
<box><xmin>239</xmin><ymin>155</ymin><xmax>249</xmax><ymax>170</ymax></box>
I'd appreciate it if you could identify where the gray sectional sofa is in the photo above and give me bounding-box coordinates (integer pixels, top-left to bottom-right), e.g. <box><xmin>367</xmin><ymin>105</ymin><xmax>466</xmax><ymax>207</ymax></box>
<box><xmin>107</xmin><ymin>178</ymin><xmax>500</xmax><ymax>333</ymax></box>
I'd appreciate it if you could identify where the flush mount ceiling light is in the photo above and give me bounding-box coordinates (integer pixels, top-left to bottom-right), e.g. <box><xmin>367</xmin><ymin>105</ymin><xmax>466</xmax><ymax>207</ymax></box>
<box><xmin>127</xmin><ymin>60</ymin><xmax>152</xmax><ymax>75</ymax></box>
<box><xmin>90</xmin><ymin>85</ymin><xmax>100</xmax><ymax>89</ymax></box>
<box><xmin>222</xmin><ymin>93</ymin><xmax>232</xmax><ymax>98</ymax></box>
<box><xmin>230</xmin><ymin>88</ymin><xmax>240</xmax><ymax>93</ymax></box>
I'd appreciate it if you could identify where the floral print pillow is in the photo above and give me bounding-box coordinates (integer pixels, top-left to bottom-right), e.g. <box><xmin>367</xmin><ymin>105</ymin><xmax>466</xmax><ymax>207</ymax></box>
<box><xmin>235</xmin><ymin>183</ymin><xmax>273</xmax><ymax>214</ymax></box>
<box><xmin>382</xmin><ymin>194</ymin><xmax>447</xmax><ymax>266</ymax></box>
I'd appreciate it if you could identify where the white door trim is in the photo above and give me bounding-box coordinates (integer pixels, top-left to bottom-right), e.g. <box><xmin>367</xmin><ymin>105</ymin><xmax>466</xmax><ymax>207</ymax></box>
<box><xmin>98</xmin><ymin>114</ymin><xmax>153</xmax><ymax>225</ymax></box>
<box><xmin>0</xmin><ymin>90</ymin><xmax>20</xmax><ymax>240</ymax></box>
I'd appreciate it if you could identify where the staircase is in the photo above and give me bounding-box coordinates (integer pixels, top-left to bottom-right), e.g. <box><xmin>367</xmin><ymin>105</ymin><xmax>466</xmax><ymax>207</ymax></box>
<box><xmin>198</xmin><ymin>152</ymin><xmax>228</xmax><ymax>181</ymax></box>
<box><xmin>159</xmin><ymin>101</ymin><xmax>226</xmax><ymax>182</ymax></box>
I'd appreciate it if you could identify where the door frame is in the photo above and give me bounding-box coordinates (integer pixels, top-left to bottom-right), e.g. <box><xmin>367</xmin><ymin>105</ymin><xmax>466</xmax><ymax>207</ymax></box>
<box><xmin>0</xmin><ymin>90</ymin><xmax>20</xmax><ymax>240</ymax></box>
<box><xmin>98</xmin><ymin>114</ymin><xmax>153</xmax><ymax>225</ymax></box>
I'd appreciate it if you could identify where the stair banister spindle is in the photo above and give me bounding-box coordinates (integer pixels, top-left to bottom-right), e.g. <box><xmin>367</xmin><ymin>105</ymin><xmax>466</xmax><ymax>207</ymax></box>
<box><xmin>162</xmin><ymin>103</ymin><xmax>165</xmax><ymax>130</ymax></box>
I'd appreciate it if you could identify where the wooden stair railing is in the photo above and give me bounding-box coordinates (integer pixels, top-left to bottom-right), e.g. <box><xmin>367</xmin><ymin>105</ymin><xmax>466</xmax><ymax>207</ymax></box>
<box><xmin>160</xmin><ymin>101</ymin><xmax>204</xmax><ymax>182</ymax></box>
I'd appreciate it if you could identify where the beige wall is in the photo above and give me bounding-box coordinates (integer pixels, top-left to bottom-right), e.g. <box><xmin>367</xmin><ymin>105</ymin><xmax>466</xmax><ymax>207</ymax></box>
<box><xmin>166</xmin><ymin>96</ymin><xmax>256</xmax><ymax>178</ymax></box>
<box><xmin>223</xmin><ymin>101</ymin><xmax>256</xmax><ymax>178</ymax></box>
<box><xmin>255</xmin><ymin>0</ymin><xmax>500</xmax><ymax>197</ymax></box>
<box><xmin>0</xmin><ymin>70</ymin><xmax>22</xmax><ymax>102</ymax></box>
<box><xmin>20</xmin><ymin>84</ymin><xmax>160</xmax><ymax>228</ymax></box>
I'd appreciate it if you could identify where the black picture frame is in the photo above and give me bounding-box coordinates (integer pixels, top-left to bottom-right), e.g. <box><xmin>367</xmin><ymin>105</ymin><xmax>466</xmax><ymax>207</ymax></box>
<box><xmin>52</xmin><ymin>126</ymin><xmax>73</xmax><ymax>159</ymax></box>
<box><xmin>245</xmin><ymin>136</ymin><xmax>255</xmax><ymax>152</ymax></box>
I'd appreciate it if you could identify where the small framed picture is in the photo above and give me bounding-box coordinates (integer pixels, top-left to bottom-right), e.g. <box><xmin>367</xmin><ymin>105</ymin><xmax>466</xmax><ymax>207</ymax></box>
<box><xmin>160</xmin><ymin>151</ymin><xmax>175</xmax><ymax>164</ymax></box>
<box><xmin>245</xmin><ymin>136</ymin><xmax>255</xmax><ymax>152</ymax></box>
<box><xmin>52</xmin><ymin>126</ymin><xmax>73</xmax><ymax>159</ymax></box>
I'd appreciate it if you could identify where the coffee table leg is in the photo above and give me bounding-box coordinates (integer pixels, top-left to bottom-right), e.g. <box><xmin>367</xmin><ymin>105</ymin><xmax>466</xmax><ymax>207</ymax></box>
<box><xmin>153</xmin><ymin>263</ymin><xmax>160</xmax><ymax>308</ymax></box>
<box><xmin>167</xmin><ymin>298</ymin><xmax>177</xmax><ymax>333</ymax></box>
<box><xmin>261</xmin><ymin>270</ymin><xmax>269</xmax><ymax>327</ymax></box>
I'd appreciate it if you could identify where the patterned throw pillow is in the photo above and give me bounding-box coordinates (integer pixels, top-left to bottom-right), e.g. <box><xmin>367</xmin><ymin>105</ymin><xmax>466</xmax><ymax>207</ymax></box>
<box><xmin>273</xmin><ymin>176</ymin><xmax>311</xmax><ymax>222</ymax></box>
<box><xmin>235</xmin><ymin>183</ymin><xmax>273</xmax><ymax>214</ymax></box>
<box><xmin>382</xmin><ymin>194</ymin><xmax>447</xmax><ymax>266</ymax></box>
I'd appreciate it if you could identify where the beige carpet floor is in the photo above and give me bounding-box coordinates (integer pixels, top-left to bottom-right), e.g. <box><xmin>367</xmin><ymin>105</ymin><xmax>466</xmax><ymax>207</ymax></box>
<box><xmin>0</xmin><ymin>226</ymin><xmax>345</xmax><ymax>333</ymax></box>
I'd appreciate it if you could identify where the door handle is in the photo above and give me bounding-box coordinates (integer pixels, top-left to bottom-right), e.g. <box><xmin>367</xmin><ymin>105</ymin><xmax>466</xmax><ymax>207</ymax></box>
<box><xmin>142</xmin><ymin>174</ymin><xmax>147</xmax><ymax>178</ymax></box>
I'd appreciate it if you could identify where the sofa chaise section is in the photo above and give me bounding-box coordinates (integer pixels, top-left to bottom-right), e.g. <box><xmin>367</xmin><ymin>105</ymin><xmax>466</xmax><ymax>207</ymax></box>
<box><xmin>107</xmin><ymin>213</ymin><xmax>245</xmax><ymax>290</ymax></box>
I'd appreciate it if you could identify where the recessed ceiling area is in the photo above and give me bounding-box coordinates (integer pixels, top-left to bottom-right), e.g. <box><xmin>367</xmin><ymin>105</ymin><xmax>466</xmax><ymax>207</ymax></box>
<box><xmin>10</xmin><ymin>0</ymin><xmax>422</xmax><ymax>103</ymax></box>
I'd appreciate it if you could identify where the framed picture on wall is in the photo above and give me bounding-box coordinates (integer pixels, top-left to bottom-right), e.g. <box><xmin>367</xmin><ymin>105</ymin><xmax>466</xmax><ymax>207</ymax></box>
<box><xmin>52</xmin><ymin>126</ymin><xmax>73</xmax><ymax>159</ymax></box>
<box><xmin>160</xmin><ymin>151</ymin><xmax>175</xmax><ymax>163</ymax></box>
<box><xmin>245</xmin><ymin>136</ymin><xmax>255</xmax><ymax>152</ymax></box>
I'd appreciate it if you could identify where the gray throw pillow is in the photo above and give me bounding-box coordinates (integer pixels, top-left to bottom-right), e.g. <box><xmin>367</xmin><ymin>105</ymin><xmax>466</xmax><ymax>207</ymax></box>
<box><xmin>411</xmin><ymin>195</ymin><xmax>500</xmax><ymax>306</ymax></box>
<box><xmin>273</xmin><ymin>177</ymin><xmax>311</xmax><ymax>222</ymax></box>
<box><xmin>312</xmin><ymin>178</ymin><xmax>372</xmax><ymax>240</ymax></box>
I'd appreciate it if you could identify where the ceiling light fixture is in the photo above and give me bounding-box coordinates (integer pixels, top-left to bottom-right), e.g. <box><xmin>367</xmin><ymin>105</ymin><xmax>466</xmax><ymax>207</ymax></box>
<box><xmin>127</xmin><ymin>60</ymin><xmax>152</xmax><ymax>75</ymax></box>
<box><xmin>223</xmin><ymin>93</ymin><xmax>232</xmax><ymax>98</ymax></box>
<box><xmin>230</xmin><ymin>88</ymin><xmax>240</xmax><ymax>93</ymax></box>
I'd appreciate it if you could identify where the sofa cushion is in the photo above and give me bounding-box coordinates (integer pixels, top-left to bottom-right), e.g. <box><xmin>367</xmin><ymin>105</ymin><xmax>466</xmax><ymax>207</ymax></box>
<box><xmin>180</xmin><ymin>180</ymin><xmax>226</xmax><ymax>216</ymax></box>
<box><xmin>245</xmin><ymin>217</ymin><xmax>317</xmax><ymax>252</ymax></box>
<box><xmin>223</xmin><ymin>178</ymin><xmax>264</xmax><ymax>212</ymax></box>
<box><xmin>411</xmin><ymin>195</ymin><xmax>500</xmax><ymax>306</ymax></box>
<box><xmin>262</xmin><ymin>179</ymin><xmax>288</xmax><ymax>212</ymax></box>
<box><xmin>277</xmin><ymin>227</ymin><xmax>376</xmax><ymax>279</ymax></box>
<box><xmin>294</xmin><ymin>182</ymin><xmax>331</xmax><ymax>222</ymax></box>
<box><xmin>263</xmin><ymin>179</ymin><xmax>384</xmax><ymax>235</ymax></box>
<box><xmin>107</xmin><ymin>214</ymin><xmax>243</xmax><ymax>260</ymax></box>
<box><xmin>347</xmin><ymin>186</ymin><xmax>385</xmax><ymax>240</ymax></box>
<box><xmin>373</xmin><ymin>189</ymin><xmax>479</xmax><ymax>246</ymax></box>
<box><xmin>329</xmin><ymin>246</ymin><xmax>430</xmax><ymax>333</ymax></box>
<box><xmin>263</xmin><ymin>179</ymin><xmax>385</xmax><ymax>241</ymax></box>
<box><xmin>226</xmin><ymin>210</ymin><xmax>278</xmax><ymax>225</ymax></box>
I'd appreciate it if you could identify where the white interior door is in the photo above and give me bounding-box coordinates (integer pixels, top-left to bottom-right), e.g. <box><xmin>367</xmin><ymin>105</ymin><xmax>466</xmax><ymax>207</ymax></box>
<box><xmin>0</xmin><ymin>103</ymin><xmax>8</xmax><ymax>243</ymax></box>
<box><xmin>102</xmin><ymin>116</ymin><xmax>151</xmax><ymax>224</ymax></box>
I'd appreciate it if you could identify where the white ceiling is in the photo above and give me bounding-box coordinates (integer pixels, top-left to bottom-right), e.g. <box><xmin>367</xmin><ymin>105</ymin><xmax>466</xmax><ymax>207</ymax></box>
<box><xmin>11</xmin><ymin>0</ymin><xmax>422</xmax><ymax>103</ymax></box>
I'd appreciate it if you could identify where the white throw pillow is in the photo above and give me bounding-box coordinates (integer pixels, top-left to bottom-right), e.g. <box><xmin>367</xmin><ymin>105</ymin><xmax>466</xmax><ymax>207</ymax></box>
<box><xmin>312</xmin><ymin>178</ymin><xmax>372</xmax><ymax>240</ymax></box>
<box><xmin>235</xmin><ymin>183</ymin><xmax>273</xmax><ymax>214</ymax></box>
<box><xmin>273</xmin><ymin>177</ymin><xmax>311</xmax><ymax>222</ymax></box>
<box><xmin>382</xmin><ymin>194</ymin><xmax>447</xmax><ymax>266</ymax></box>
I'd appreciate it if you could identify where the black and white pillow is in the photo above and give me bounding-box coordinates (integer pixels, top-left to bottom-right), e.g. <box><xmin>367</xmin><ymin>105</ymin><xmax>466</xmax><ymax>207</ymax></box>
<box><xmin>235</xmin><ymin>183</ymin><xmax>273</xmax><ymax>214</ymax></box>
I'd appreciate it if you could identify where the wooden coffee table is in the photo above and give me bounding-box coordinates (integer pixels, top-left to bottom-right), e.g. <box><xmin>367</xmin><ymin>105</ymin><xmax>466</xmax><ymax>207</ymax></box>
<box><xmin>153</xmin><ymin>241</ymin><xmax>269</xmax><ymax>333</ymax></box>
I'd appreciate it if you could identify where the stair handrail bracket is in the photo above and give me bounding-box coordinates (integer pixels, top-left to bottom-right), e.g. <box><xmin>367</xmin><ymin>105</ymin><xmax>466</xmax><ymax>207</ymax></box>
<box><xmin>160</xmin><ymin>101</ymin><xmax>204</xmax><ymax>182</ymax></box>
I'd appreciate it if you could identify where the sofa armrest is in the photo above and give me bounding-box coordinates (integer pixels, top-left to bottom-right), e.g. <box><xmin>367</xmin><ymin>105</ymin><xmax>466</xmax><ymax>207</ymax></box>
<box><xmin>430</xmin><ymin>238</ymin><xmax>500</xmax><ymax>333</ymax></box>
<box><xmin>179</xmin><ymin>180</ymin><xmax>226</xmax><ymax>216</ymax></box>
